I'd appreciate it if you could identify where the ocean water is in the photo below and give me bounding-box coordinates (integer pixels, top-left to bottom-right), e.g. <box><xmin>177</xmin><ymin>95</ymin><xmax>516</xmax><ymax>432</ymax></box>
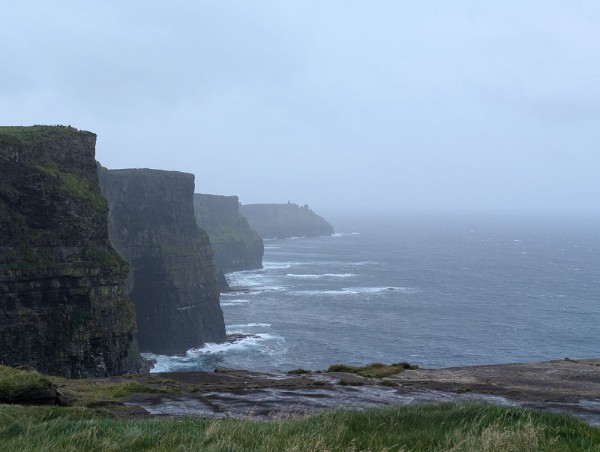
<box><xmin>146</xmin><ymin>215</ymin><xmax>600</xmax><ymax>373</ymax></box>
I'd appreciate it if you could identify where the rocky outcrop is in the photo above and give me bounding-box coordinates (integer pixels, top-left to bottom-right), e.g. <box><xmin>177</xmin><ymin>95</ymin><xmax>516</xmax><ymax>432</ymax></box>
<box><xmin>240</xmin><ymin>203</ymin><xmax>334</xmax><ymax>239</ymax></box>
<box><xmin>0</xmin><ymin>126</ymin><xmax>138</xmax><ymax>377</ymax></box>
<box><xmin>193</xmin><ymin>194</ymin><xmax>263</xmax><ymax>274</ymax></box>
<box><xmin>98</xmin><ymin>168</ymin><xmax>225</xmax><ymax>355</ymax></box>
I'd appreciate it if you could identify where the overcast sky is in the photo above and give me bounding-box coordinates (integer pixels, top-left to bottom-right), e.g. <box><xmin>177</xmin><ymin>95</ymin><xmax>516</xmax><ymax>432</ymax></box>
<box><xmin>1</xmin><ymin>1</ymin><xmax>599</xmax><ymax>216</ymax></box>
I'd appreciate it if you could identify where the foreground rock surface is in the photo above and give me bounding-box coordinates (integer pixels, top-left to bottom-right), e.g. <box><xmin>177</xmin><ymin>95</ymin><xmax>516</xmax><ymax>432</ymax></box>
<box><xmin>114</xmin><ymin>358</ymin><xmax>600</xmax><ymax>426</ymax></box>
<box><xmin>98</xmin><ymin>168</ymin><xmax>225</xmax><ymax>355</ymax></box>
<box><xmin>240</xmin><ymin>203</ymin><xmax>334</xmax><ymax>239</ymax></box>
<box><xmin>0</xmin><ymin>126</ymin><xmax>138</xmax><ymax>377</ymax></box>
<box><xmin>193</xmin><ymin>194</ymin><xmax>263</xmax><ymax>274</ymax></box>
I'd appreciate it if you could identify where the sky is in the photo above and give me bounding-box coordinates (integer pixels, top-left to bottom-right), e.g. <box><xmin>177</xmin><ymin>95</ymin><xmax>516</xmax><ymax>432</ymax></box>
<box><xmin>1</xmin><ymin>1</ymin><xmax>599</xmax><ymax>217</ymax></box>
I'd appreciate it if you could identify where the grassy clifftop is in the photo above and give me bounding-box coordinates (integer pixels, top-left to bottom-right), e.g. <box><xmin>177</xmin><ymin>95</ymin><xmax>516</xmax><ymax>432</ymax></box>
<box><xmin>0</xmin><ymin>125</ymin><xmax>85</xmax><ymax>144</ymax></box>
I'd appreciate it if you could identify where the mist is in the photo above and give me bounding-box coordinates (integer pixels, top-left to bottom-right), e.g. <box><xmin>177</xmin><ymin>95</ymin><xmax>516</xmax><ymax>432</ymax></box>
<box><xmin>1</xmin><ymin>1</ymin><xmax>599</xmax><ymax>217</ymax></box>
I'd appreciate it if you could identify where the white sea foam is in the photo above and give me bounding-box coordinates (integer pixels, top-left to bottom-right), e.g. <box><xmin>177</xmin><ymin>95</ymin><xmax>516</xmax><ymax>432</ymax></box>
<box><xmin>262</xmin><ymin>261</ymin><xmax>307</xmax><ymax>270</ymax></box>
<box><xmin>345</xmin><ymin>286</ymin><xmax>420</xmax><ymax>294</ymax></box>
<box><xmin>225</xmin><ymin>270</ymin><xmax>265</xmax><ymax>287</ymax></box>
<box><xmin>285</xmin><ymin>273</ymin><xmax>355</xmax><ymax>279</ymax></box>
<box><xmin>290</xmin><ymin>290</ymin><xmax>353</xmax><ymax>296</ymax></box>
<box><xmin>289</xmin><ymin>286</ymin><xmax>419</xmax><ymax>297</ymax></box>
<box><xmin>143</xmin><ymin>333</ymin><xmax>280</xmax><ymax>373</ymax></box>
<box><xmin>225</xmin><ymin>271</ymin><xmax>287</xmax><ymax>294</ymax></box>
<box><xmin>220</xmin><ymin>292</ymin><xmax>246</xmax><ymax>297</ymax></box>
<box><xmin>220</xmin><ymin>299</ymin><xmax>250</xmax><ymax>307</ymax></box>
<box><xmin>331</xmin><ymin>232</ymin><xmax>361</xmax><ymax>237</ymax></box>
<box><xmin>227</xmin><ymin>323</ymin><xmax>271</xmax><ymax>330</ymax></box>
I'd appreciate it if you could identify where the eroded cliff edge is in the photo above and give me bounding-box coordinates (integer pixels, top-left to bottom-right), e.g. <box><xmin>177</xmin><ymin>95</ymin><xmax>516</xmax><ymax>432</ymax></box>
<box><xmin>193</xmin><ymin>194</ymin><xmax>263</xmax><ymax>273</ymax></box>
<box><xmin>0</xmin><ymin>126</ymin><xmax>138</xmax><ymax>377</ymax></box>
<box><xmin>240</xmin><ymin>203</ymin><xmax>334</xmax><ymax>239</ymax></box>
<box><xmin>98</xmin><ymin>168</ymin><xmax>225</xmax><ymax>355</ymax></box>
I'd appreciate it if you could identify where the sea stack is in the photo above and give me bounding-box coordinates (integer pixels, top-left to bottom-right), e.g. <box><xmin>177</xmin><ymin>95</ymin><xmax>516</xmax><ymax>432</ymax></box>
<box><xmin>0</xmin><ymin>126</ymin><xmax>138</xmax><ymax>377</ymax></box>
<box><xmin>98</xmin><ymin>168</ymin><xmax>226</xmax><ymax>355</ymax></box>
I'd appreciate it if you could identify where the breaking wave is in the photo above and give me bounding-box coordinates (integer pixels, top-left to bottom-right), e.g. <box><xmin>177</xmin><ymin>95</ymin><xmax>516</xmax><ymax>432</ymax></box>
<box><xmin>285</xmin><ymin>273</ymin><xmax>355</xmax><ymax>279</ymax></box>
<box><xmin>289</xmin><ymin>287</ymin><xmax>419</xmax><ymax>296</ymax></box>
<box><xmin>143</xmin><ymin>333</ymin><xmax>281</xmax><ymax>373</ymax></box>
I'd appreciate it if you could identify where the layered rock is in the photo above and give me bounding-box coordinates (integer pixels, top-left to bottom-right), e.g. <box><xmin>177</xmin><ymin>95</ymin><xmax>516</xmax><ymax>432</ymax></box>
<box><xmin>193</xmin><ymin>194</ymin><xmax>263</xmax><ymax>274</ymax></box>
<box><xmin>98</xmin><ymin>168</ymin><xmax>225</xmax><ymax>355</ymax></box>
<box><xmin>240</xmin><ymin>203</ymin><xmax>334</xmax><ymax>239</ymax></box>
<box><xmin>0</xmin><ymin>126</ymin><xmax>138</xmax><ymax>377</ymax></box>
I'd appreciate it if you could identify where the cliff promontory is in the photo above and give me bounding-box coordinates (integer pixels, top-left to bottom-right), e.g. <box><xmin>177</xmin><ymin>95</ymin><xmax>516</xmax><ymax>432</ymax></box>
<box><xmin>239</xmin><ymin>203</ymin><xmax>334</xmax><ymax>239</ymax></box>
<box><xmin>0</xmin><ymin>126</ymin><xmax>138</xmax><ymax>377</ymax></box>
<box><xmin>193</xmin><ymin>194</ymin><xmax>263</xmax><ymax>273</ymax></box>
<box><xmin>98</xmin><ymin>168</ymin><xmax>225</xmax><ymax>355</ymax></box>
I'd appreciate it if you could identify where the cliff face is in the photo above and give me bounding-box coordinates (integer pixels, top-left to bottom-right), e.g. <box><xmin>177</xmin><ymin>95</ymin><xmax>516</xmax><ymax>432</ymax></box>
<box><xmin>0</xmin><ymin>126</ymin><xmax>138</xmax><ymax>377</ymax></box>
<box><xmin>239</xmin><ymin>203</ymin><xmax>334</xmax><ymax>239</ymax></box>
<box><xmin>193</xmin><ymin>194</ymin><xmax>263</xmax><ymax>273</ymax></box>
<box><xmin>98</xmin><ymin>168</ymin><xmax>225</xmax><ymax>355</ymax></box>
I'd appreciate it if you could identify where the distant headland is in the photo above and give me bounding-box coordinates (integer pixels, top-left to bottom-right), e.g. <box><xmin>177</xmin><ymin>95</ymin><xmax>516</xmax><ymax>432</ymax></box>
<box><xmin>240</xmin><ymin>202</ymin><xmax>334</xmax><ymax>239</ymax></box>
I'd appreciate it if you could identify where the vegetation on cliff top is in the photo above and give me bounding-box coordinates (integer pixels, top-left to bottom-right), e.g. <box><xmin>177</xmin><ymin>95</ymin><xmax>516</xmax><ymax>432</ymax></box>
<box><xmin>0</xmin><ymin>125</ymin><xmax>88</xmax><ymax>145</ymax></box>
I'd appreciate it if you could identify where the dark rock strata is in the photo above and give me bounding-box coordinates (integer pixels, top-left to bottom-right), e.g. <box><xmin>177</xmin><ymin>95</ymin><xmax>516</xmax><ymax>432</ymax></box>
<box><xmin>98</xmin><ymin>168</ymin><xmax>225</xmax><ymax>355</ymax></box>
<box><xmin>240</xmin><ymin>203</ymin><xmax>334</xmax><ymax>239</ymax></box>
<box><xmin>193</xmin><ymin>194</ymin><xmax>263</xmax><ymax>273</ymax></box>
<box><xmin>0</xmin><ymin>126</ymin><xmax>138</xmax><ymax>377</ymax></box>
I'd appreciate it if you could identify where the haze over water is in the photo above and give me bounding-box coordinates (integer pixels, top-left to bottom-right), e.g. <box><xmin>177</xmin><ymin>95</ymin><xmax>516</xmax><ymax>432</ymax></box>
<box><xmin>147</xmin><ymin>214</ymin><xmax>600</xmax><ymax>373</ymax></box>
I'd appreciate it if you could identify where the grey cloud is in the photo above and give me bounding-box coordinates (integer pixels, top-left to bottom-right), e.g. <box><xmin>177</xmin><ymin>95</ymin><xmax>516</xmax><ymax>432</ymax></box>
<box><xmin>1</xmin><ymin>1</ymin><xmax>599</xmax><ymax>216</ymax></box>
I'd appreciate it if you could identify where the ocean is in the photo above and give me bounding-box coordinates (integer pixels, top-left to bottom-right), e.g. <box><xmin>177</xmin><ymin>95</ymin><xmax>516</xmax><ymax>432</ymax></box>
<box><xmin>146</xmin><ymin>215</ymin><xmax>600</xmax><ymax>373</ymax></box>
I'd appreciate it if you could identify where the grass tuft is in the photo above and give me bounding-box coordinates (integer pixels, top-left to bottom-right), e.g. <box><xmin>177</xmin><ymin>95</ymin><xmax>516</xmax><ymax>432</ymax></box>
<box><xmin>287</xmin><ymin>368</ymin><xmax>310</xmax><ymax>375</ymax></box>
<box><xmin>326</xmin><ymin>361</ymin><xmax>418</xmax><ymax>378</ymax></box>
<box><xmin>0</xmin><ymin>366</ymin><xmax>55</xmax><ymax>401</ymax></box>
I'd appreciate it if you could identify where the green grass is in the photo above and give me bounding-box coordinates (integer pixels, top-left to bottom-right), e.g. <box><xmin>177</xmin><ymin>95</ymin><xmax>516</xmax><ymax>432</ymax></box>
<box><xmin>52</xmin><ymin>378</ymin><xmax>171</xmax><ymax>407</ymax></box>
<box><xmin>326</xmin><ymin>361</ymin><xmax>418</xmax><ymax>378</ymax></box>
<box><xmin>287</xmin><ymin>368</ymin><xmax>310</xmax><ymax>375</ymax></box>
<box><xmin>0</xmin><ymin>365</ymin><xmax>167</xmax><ymax>407</ymax></box>
<box><xmin>0</xmin><ymin>402</ymin><xmax>598</xmax><ymax>451</ymax></box>
<box><xmin>0</xmin><ymin>366</ymin><xmax>54</xmax><ymax>401</ymax></box>
<box><xmin>0</xmin><ymin>125</ymin><xmax>83</xmax><ymax>145</ymax></box>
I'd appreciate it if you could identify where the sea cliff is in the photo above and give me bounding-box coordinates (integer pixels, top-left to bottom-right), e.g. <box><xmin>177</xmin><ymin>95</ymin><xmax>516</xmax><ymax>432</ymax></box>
<box><xmin>0</xmin><ymin>126</ymin><xmax>138</xmax><ymax>377</ymax></box>
<box><xmin>98</xmin><ymin>168</ymin><xmax>225</xmax><ymax>355</ymax></box>
<box><xmin>240</xmin><ymin>203</ymin><xmax>334</xmax><ymax>239</ymax></box>
<box><xmin>193</xmin><ymin>194</ymin><xmax>263</xmax><ymax>273</ymax></box>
